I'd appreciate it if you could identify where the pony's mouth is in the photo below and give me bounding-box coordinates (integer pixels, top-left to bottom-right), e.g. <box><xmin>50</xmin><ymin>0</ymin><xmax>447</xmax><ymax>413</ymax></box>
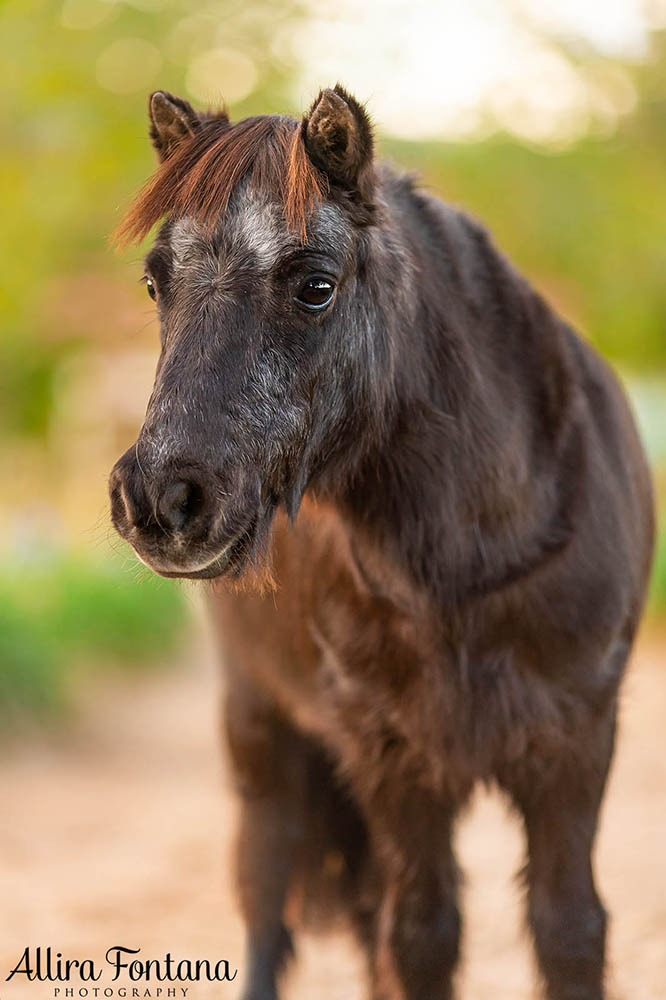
<box><xmin>139</xmin><ymin>518</ymin><xmax>258</xmax><ymax>581</ymax></box>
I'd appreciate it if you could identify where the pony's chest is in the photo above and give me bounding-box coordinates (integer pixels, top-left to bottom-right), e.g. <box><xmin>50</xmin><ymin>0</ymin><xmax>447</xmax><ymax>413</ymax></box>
<box><xmin>263</xmin><ymin>506</ymin><xmax>584</xmax><ymax>792</ymax></box>
<box><xmin>305</xmin><ymin>591</ymin><xmax>578</xmax><ymax>794</ymax></box>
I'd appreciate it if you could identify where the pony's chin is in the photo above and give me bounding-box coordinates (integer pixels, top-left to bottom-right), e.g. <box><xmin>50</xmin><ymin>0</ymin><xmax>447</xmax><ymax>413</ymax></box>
<box><xmin>137</xmin><ymin>518</ymin><xmax>259</xmax><ymax>581</ymax></box>
<box><xmin>153</xmin><ymin>558</ymin><xmax>232</xmax><ymax>580</ymax></box>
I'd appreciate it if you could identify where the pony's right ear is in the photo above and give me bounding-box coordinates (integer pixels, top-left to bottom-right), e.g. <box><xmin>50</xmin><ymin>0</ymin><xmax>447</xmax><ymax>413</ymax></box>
<box><xmin>148</xmin><ymin>91</ymin><xmax>201</xmax><ymax>162</ymax></box>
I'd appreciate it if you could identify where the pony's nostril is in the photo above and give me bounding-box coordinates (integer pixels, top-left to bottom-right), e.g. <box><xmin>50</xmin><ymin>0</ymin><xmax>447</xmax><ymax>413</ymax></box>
<box><xmin>109</xmin><ymin>466</ymin><xmax>141</xmax><ymax>530</ymax></box>
<box><xmin>116</xmin><ymin>482</ymin><xmax>135</xmax><ymax>525</ymax></box>
<box><xmin>158</xmin><ymin>479</ymin><xmax>205</xmax><ymax>533</ymax></box>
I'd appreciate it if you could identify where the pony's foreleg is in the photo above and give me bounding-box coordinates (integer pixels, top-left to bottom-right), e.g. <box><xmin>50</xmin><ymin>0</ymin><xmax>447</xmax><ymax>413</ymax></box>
<box><xmin>224</xmin><ymin>677</ymin><xmax>307</xmax><ymax>1000</ymax></box>
<box><xmin>503</xmin><ymin>707</ymin><xmax>617</xmax><ymax>1000</ymax></box>
<box><xmin>356</xmin><ymin>778</ymin><xmax>464</xmax><ymax>1000</ymax></box>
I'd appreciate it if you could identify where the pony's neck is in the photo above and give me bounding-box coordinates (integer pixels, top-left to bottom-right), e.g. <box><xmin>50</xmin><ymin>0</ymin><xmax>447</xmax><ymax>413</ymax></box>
<box><xmin>335</xmin><ymin>189</ymin><xmax>582</xmax><ymax>605</ymax></box>
<box><xmin>339</xmin><ymin>367</ymin><xmax>517</xmax><ymax>604</ymax></box>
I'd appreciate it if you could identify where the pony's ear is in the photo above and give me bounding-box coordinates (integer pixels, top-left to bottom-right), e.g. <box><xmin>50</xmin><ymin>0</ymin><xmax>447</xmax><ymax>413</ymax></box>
<box><xmin>148</xmin><ymin>91</ymin><xmax>201</xmax><ymax>162</ymax></box>
<box><xmin>302</xmin><ymin>84</ymin><xmax>374</xmax><ymax>197</ymax></box>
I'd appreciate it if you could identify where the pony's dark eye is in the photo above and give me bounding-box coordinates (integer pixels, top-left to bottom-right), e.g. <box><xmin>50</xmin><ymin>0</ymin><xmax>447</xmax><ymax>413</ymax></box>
<box><xmin>145</xmin><ymin>276</ymin><xmax>157</xmax><ymax>301</ymax></box>
<box><xmin>295</xmin><ymin>276</ymin><xmax>335</xmax><ymax>311</ymax></box>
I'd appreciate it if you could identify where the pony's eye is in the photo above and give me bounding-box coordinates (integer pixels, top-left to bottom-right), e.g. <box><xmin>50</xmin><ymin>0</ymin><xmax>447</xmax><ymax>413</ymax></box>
<box><xmin>295</xmin><ymin>276</ymin><xmax>335</xmax><ymax>311</ymax></box>
<box><xmin>145</xmin><ymin>277</ymin><xmax>157</xmax><ymax>301</ymax></box>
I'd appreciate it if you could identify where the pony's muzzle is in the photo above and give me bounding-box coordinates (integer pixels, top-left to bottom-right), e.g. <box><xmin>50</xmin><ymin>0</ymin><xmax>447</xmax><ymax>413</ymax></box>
<box><xmin>109</xmin><ymin>446</ymin><xmax>222</xmax><ymax>570</ymax></box>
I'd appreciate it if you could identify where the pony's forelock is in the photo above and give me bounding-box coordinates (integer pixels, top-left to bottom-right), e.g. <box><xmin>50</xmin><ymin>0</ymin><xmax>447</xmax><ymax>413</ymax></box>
<box><xmin>113</xmin><ymin>113</ymin><xmax>327</xmax><ymax>247</ymax></box>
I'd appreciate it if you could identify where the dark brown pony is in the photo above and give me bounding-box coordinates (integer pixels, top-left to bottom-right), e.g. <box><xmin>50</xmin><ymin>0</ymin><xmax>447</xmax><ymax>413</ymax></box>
<box><xmin>110</xmin><ymin>86</ymin><xmax>654</xmax><ymax>1000</ymax></box>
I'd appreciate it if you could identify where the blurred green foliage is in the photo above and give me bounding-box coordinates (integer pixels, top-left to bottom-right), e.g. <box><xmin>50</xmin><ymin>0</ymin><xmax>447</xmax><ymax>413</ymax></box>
<box><xmin>0</xmin><ymin>600</ymin><xmax>63</xmax><ymax>717</ymax></box>
<box><xmin>650</xmin><ymin>524</ymin><xmax>666</xmax><ymax>614</ymax></box>
<box><xmin>386</xmin><ymin>115</ymin><xmax>666</xmax><ymax>369</ymax></box>
<box><xmin>0</xmin><ymin>548</ymin><xmax>188</xmax><ymax>721</ymax></box>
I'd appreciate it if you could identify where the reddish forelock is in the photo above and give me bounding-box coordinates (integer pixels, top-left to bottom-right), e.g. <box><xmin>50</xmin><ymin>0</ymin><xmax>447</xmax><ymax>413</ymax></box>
<box><xmin>113</xmin><ymin>114</ymin><xmax>327</xmax><ymax>247</ymax></box>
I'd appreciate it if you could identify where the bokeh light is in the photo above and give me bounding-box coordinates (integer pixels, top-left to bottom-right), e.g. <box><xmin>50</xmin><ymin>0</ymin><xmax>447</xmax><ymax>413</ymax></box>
<box><xmin>61</xmin><ymin>0</ymin><xmax>115</xmax><ymax>32</ymax></box>
<box><xmin>96</xmin><ymin>37</ymin><xmax>163</xmax><ymax>94</ymax></box>
<box><xmin>185</xmin><ymin>46</ymin><xmax>258</xmax><ymax>104</ymax></box>
<box><xmin>287</xmin><ymin>0</ymin><xmax>659</xmax><ymax>144</ymax></box>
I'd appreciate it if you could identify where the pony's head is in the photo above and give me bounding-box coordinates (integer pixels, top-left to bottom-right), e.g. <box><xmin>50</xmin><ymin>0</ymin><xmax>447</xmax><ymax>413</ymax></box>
<box><xmin>109</xmin><ymin>86</ymin><xmax>407</xmax><ymax>579</ymax></box>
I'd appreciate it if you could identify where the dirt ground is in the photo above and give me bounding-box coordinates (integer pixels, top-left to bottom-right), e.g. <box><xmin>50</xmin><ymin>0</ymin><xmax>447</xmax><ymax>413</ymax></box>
<box><xmin>1</xmin><ymin>627</ymin><xmax>664</xmax><ymax>1000</ymax></box>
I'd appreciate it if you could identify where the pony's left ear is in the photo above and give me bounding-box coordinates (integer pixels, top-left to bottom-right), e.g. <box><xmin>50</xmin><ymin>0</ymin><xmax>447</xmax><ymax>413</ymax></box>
<box><xmin>148</xmin><ymin>91</ymin><xmax>201</xmax><ymax>162</ymax></box>
<box><xmin>302</xmin><ymin>84</ymin><xmax>374</xmax><ymax>198</ymax></box>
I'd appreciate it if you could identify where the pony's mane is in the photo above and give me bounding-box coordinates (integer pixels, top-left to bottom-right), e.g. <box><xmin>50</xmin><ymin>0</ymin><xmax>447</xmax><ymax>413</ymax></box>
<box><xmin>114</xmin><ymin>113</ymin><xmax>326</xmax><ymax>246</ymax></box>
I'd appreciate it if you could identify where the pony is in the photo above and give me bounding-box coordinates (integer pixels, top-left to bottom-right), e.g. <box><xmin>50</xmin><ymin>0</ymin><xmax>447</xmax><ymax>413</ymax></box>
<box><xmin>110</xmin><ymin>85</ymin><xmax>654</xmax><ymax>1000</ymax></box>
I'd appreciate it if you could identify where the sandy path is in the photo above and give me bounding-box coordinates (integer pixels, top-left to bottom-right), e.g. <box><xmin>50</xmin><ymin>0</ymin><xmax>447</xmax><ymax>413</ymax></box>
<box><xmin>0</xmin><ymin>630</ymin><xmax>664</xmax><ymax>1000</ymax></box>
